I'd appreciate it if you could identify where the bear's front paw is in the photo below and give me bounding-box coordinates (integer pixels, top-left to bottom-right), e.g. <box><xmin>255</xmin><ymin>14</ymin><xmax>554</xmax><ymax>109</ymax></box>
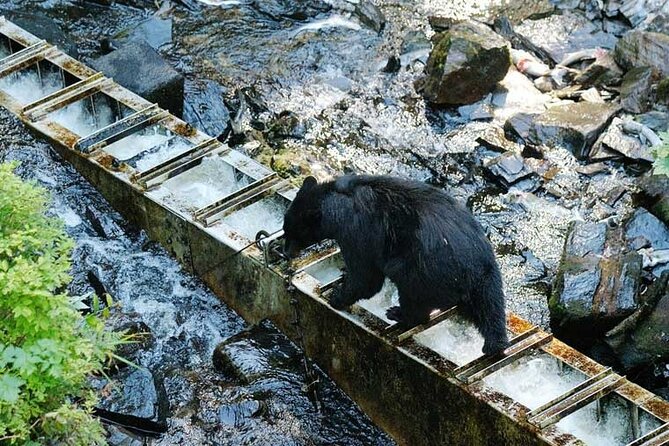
<box><xmin>329</xmin><ymin>290</ymin><xmax>350</xmax><ymax>310</ymax></box>
<box><xmin>386</xmin><ymin>306</ymin><xmax>403</xmax><ymax>322</ymax></box>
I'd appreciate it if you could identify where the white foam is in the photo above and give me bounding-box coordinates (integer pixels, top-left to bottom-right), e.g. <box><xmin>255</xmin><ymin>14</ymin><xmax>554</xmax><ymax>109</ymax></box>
<box><xmin>134</xmin><ymin>139</ymin><xmax>193</xmax><ymax>172</ymax></box>
<box><xmin>221</xmin><ymin>197</ymin><xmax>286</xmax><ymax>240</ymax></box>
<box><xmin>149</xmin><ymin>155</ymin><xmax>250</xmax><ymax>211</ymax></box>
<box><xmin>557</xmin><ymin>398</ymin><xmax>636</xmax><ymax>446</ymax></box>
<box><xmin>414</xmin><ymin>316</ymin><xmax>486</xmax><ymax>366</ymax></box>
<box><xmin>57</xmin><ymin>206</ymin><xmax>83</xmax><ymax>227</ymax></box>
<box><xmin>103</xmin><ymin>131</ymin><xmax>171</xmax><ymax>162</ymax></box>
<box><xmin>483</xmin><ymin>354</ymin><xmax>586</xmax><ymax>410</ymax></box>
<box><xmin>0</xmin><ymin>70</ymin><xmax>63</xmax><ymax>104</ymax></box>
<box><xmin>50</xmin><ymin>98</ymin><xmax>115</xmax><ymax>137</ymax></box>
<box><xmin>294</xmin><ymin>15</ymin><xmax>361</xmax><ymax>35</ymax></box>
<box><xmin>356</xmin><ymin>279</ymin><xmax>399</xmax><ymax>322</ymax></box>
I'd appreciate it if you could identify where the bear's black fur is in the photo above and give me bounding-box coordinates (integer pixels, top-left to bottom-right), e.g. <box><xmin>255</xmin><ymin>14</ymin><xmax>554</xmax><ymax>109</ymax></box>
<box><xmin>283</xmin><ymin>175</ymin><xmax>509</xmax><ymax>355</ymax></box>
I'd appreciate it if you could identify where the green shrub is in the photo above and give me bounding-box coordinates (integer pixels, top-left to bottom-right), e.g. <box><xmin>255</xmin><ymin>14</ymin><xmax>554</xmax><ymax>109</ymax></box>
<box><xmin>654</xmin><ymin>131</ymin><xmax>669</xmax><ymax>177</ymax></box>
<box><xmin>0</xmin><ymin>162</ymin><xmax>119</xmax><ymax>445</ymax></box>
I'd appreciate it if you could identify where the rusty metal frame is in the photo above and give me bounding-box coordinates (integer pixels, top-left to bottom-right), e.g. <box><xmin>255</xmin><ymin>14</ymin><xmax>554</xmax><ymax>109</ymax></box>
<box><xmin>74</xmin><ymin>103</ymin><xmax>169</xmax><ymax>153</ymax></box>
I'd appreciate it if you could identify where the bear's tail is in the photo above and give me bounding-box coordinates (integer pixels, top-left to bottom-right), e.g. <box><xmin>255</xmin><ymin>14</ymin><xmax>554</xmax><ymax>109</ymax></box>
<box><xmin>469</xmin><ymin>269</ymin><xmax>509</xmax><ymax>356</ymax></box>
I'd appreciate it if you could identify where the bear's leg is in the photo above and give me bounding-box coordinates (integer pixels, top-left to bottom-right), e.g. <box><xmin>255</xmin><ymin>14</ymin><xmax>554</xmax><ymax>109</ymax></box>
<box><xmin>386</xmin><ymin>288</ymin><xmax>432</xmax><ymax>327</ymax></box>
<box><xmin>329</xmin><ymin>265</ymin><xmax>384</xmax><ymax>310</ymax></box>
<box><xmin>470</xmin><ymin>273</ymin><xmax>509</xmax><ymax>356</ymax></box>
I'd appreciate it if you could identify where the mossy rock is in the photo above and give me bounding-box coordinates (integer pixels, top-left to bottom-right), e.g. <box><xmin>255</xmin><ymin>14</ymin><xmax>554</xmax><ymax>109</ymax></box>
<box><xmin>420</xmin><ymin>21</ymin><xmax>511</xmax><ymax>106</ymax></box>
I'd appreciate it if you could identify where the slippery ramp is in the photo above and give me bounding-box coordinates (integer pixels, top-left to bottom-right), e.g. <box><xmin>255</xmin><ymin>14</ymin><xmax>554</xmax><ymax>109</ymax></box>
<box><xmin>0</xmin><ymin>17</ymin><xmax>667</xmax><ymax>446</ymax></box>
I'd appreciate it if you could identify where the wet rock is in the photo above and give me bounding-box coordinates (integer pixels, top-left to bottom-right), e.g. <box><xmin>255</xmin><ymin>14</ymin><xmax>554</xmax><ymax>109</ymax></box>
<box><xmin>251</xmin><ymin>0</ymin><xmax>331</xmax><ymax>21</ymax></box>
<box><xmin>615</xmin><ymin>31</ymin><xmax>669</xmax><ymax>77</ymax></box>
<box><xmin>646</xmin><ymin>12</ymin><xmax>669</xmax><ymax>35</ymax></box>
<box><xmin>117</xmin><ymin>16</ymin><xmax>173</xmax><ymax>50</ymax></box>
<box><xmin>218</xmin><ymin>400</ymin><xmax>264</xmax><ymax>425</ymax></box>
<box><xmin>382</xmin><ymin>55</ymin><xmax>401</xmax><ymax>73</ymax></box>
<box><xmin>573</xmin><ymin>52</ymin><xmax>623</xmax><ymax>88</ymax></box>
<box><xmin>401</xmin><ymin>30</ymin><xmax>431</xmax><ymax>54</ymax></box>
<box><xmin>183</xmin><ymin>80</ymin><xmax>231</xmax><ymax>139</ymax></box>
<box><xmin>550</xmin><ymin>221</ymin><xmax>642</xmax><ymax>337</ymax></box>
<box><xmin>92</xmin><ymin>40</ymin><xmax>184</xmax><ymax>117</ymax></box>
<box><xmin>492</xmin><ymin>17</ymin><xmax>554</xmax><ymax>66</ymax></box>
<box><xmin>267</xmin><ymin>111</ymin><xmax>306</xmax><ymax>140</ymax></box>
<box><xmin>521</xmin><ymin>248</ymin><xmax>547</xmax><ymax>282</ymax></box>
<box><xmin>0</xmin><ymin>10</ymin><xmax>79</xmax><ymax>58</ymax></box>
<box><xmin>620</xmin><ymin>66</ymin><xmax>658</xmax><ymax>113</ymax></box>
<box><xmin>590</xmin><ymin>117</ymin><xmax>654</xmax><ymax>165</ymax></box>
<box><xmin>625</xmin><ymin>208</ymin><xmax>669</xmax><ymax>250</ymax></box>
<box><xmin>515</xmin><ymin>11</ymin><xmax>617</xmax><ymax>64</ymax></box>
<box><xmin>85</xmin><ymin>205</ymin><xmax>124</xmax><ymax>238</ymax></box>
<box><xmin>97</xmin><ymin>367</ymin><xmax>165</xmax><ymax>422</ymax></box>
<box><xmin>636</xmin><ymin>111</ymin><xmax>669</xmax><ymax>132</ymax></box>
<box><xmin>107</xmin><ymin>312</ymin><xmax>155</xmax><ymax>367</ymax></box>
<box><xmin>505</xmin><ymin>102</ymin><xmax>620</xmax><ymax>159</ymax></box>
<box><xmin>483</xmin><ymin>151</ymin><xmax>538</xmax><ymax>189</ymax></box>
<box><xmin>605</xmin><ymin>273</ymin><xmax>669</xmax><ymax>370</ymax></box>
<box><xmin>576</xmin><ymin>162</ymin><xmax>609</xmax><ymax>176</ymax></box>
<box><xmin>476</xmin><ymin>0</ymin><xmax>555</xmax><ymax>25</ymax></box>
<box><xmin>417</xmin><ymin>21</ymin><xmax>511</xmax><ymax>106</ymax></box>
<box><xmin>457</xmin><ymin>95</ymin><xmax>493</xmax><ymax>120</ymax></box>
<box><xmin>213</xmin><ymin>320</ymin><xmax>301</xmax><ymax>384</ymax></box>
<box><xmin>353</xmin><ymin>1</ymin><xmax>386</xmax><ymax>34</ymax></box>
<box><xmin>657</xmin><ymin>77</ymin><xmax>669</xmax><ymax>105</ymax></box>
<box><xmin>635</xmin><ymin>174</ymin><xmax>669</xmax><ymax>225</ymax></box>
<box><xmin>476</xmin><ymin>126</ymin><xmax>521</xmax><ymax>153</ymax></box>
<box><xmin>106</xmin><ymin>425</ymin><xmax>143</xmax><ymax>446</ymax></box>
<box><xmin>603</xmin><ymin>17</ymin><xmax>632</xmax><ymax>37</ymax></box>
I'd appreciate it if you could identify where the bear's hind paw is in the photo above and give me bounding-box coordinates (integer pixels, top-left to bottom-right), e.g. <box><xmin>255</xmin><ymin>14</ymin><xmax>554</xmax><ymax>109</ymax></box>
<box><xmin>386</xmin><ymin>306</ymin><xmax>403</xmax><ymax>322</ymax></box>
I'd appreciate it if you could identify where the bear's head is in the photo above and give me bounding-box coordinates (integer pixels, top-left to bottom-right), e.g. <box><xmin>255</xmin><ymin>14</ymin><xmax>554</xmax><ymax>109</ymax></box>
<box><xmin>282</xmin><ymin>176</ymin><xmax>323</xmax><ymax>259</ymax></box>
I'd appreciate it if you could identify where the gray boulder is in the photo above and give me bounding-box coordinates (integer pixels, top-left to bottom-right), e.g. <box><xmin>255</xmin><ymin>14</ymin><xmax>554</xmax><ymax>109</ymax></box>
<box><xmin>505</xmin><ymin>102</ymin><xmax>620</xmax><ymax>159</ymax></box>
<box><xmin>615</xmin><ymin>31</ymin><xmax>669</xmax><ymax>77</ymax></box>
<box><xmin>605</xmin><ymin>273</ymin><xmax>669</xmax><ymax>371</ymax></box>
<box><xmin>418</xmin><ymin>21</ymin><xmax>511</xmax><ymax>106</ymax></box>
<box><xmin>590</xmin><ymin>117</ymin><xmax>654</xmax><ymax>165</ymax></box>
<box><xmin>620</xmin><ymin>66</ymin><xmax>658</xmax><ymax>113</ymax></box>
<box><xmin>550</xmin><ymin>221</ymin><xmax>642</xmax><ymax>336</ymax></box>
<box><xmin>635</xmin><ymin>174</ymin><xmax>669</xmax><ymax>227</ymax></box>
<box><xmin>92</xmin><ymin>40</ymin><xmax>184</xmax><ymax>117</ymax></box>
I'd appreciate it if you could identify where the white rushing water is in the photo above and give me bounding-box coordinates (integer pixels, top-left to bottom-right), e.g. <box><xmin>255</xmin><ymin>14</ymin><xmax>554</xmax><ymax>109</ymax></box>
<box><xmin>149</xmin><ymin>155</ymin><xmax>251</xmax><ymax>212</ymax></box>
<box><xmin>221</xmin><ymin>197</ymin><xmax>287</xmax><ymax>240</ymax></box>
<box><xmin>414</xmin><ymin>316</ymin><xmax>486</xmax><ymax>366</ymax></box>
<box><xmin>557</xmin><ymin>397</ymin><xmax>641</xmax><ymax>446</ymax></box>
<box><xmin>356</xmin><ymin>279</ymin><xmax>399</xmax><ymax>322</ymax></box>
<box><xmin>49</xmin><ymin>97</ymin><xmax>116</xmax><ymax>137</ymax></box>
<box><xmin>0</xmin><ymin>70</ymin><xmax>63</xmax><ymax>104</ymax></box>
<box><xmin>103</xmin><ymin>131</ymin><xmax>172</xmax><ymax>162</ymax></box>
<box><xmin>134</xmin><ymin>138</ymin><xmax>193</xmax><ymax>172</ymax></box>
<box><xmin>483</xmin><ymin>354</ymin><xmax>586</xmax><ymax>410</ymax></box>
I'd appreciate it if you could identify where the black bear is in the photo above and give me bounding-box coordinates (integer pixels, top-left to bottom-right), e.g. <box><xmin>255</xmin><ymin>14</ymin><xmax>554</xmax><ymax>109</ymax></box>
<box><xmin>282</xmin><ymin>175</ymin><xmax>509</xmax><ymax>355</ymax></box>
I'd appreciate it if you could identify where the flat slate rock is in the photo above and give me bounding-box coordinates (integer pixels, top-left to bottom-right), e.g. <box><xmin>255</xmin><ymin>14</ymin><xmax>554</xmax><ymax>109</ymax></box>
<box><xmin>505</xmin><ymin>102</ymin><xmax>620</xmax><ymax>159</ymax></box>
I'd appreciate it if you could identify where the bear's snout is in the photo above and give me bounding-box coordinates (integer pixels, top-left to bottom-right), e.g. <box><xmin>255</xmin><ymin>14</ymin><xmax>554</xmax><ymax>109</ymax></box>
<box><xmin>282</xmin><ymin>240</ymin><xmax>300</xmax><ymax>259</ymax></box>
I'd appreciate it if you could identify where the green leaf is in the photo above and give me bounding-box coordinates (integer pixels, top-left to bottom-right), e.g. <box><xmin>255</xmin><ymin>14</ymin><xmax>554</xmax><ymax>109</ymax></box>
<box><xmin>0</xmin><ymin>374</ymin><xmax>24</xmax><ymax>403</ymax></box>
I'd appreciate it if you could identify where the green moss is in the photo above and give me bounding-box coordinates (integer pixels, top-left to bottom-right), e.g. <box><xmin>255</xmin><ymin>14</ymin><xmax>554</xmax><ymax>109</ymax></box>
<box><xmin>657</xmin><ymin>77</ymin><xmax>669</xmax><ymax>104</ymax></box>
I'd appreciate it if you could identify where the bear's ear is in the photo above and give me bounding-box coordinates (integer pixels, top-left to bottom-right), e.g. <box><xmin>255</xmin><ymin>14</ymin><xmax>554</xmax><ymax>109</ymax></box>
<box><xmin>300</xmin><ymin>176</ymin><xmax>317</xmax><ymax>192</ymax></box>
